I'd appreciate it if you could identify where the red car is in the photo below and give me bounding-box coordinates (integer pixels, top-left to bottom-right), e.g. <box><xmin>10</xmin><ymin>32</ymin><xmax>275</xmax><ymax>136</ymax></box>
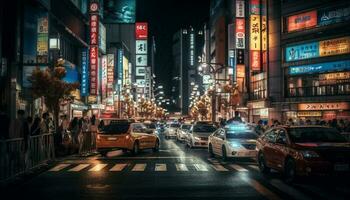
<box><xmin>256</xmin><ymin>125</ymin><xmax>350</xmax><ymax>182</ymax></box>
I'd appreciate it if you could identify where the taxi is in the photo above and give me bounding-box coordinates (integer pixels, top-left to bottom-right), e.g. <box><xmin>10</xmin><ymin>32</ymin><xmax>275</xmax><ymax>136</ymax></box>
<box><xmin>96</xmin><ymin>120</ymin><xmax>160</xmax><ymax>156</ymax></box>
<box><xmin>208</xmin><ymin>122</ymin><xmax>258</xmax><ymax>161</ymax></box>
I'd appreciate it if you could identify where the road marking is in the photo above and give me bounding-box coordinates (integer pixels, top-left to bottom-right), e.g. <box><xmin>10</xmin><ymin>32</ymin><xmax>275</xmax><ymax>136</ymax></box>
<box><xmin>97</xmin><ymin>156</ymin><xmax>194</xmax><ymax>160</ymax></box>
<box><xmin>230</xmin><ymin>164</ymin><xmax>248</xmax><ymax>172</ymax></box>
<box><xmin>211</xmin><ymin>164</ymin><xmax>229</xmax><ymax>171</ymax></box>
<box><xmin>248</xmin><ymin>165</ymin><xmax>259</xmax><ymax>171</ymax></box>
<box><xmin>68</xmin><ymin>164</ymin><xmax>90</xmax><ymax>172</ymax></box>
<box><xmin>193</xmin><ymin>164</ymin><xmax>208</xmax><ymax>171</ymax></box>
<box><xmin>270</xmin><ymin>179</ymin><xmax>311</xmax><ymax>200</ymax></box>
<box><xmin>49</xmin><ymin>164</ymin><xmax>71</xmax><ymax>171</ymax></box>
<box><xmin>248</xmin><ymin>179</ymin><xmax>282</xmax><ymax>200</ymax></box>
<box><xmin>155</xmin><ymin>164</ymin><xmax>167</xmax><ymax>171</ymax></box>
<box><xmin>89</xmin><ymin>164</ymin><xmax>108</xmax><ymax>171</ymax></box>
<box><xmin>175</xmin><ymin>164</ymin><xmax>189</xmax><ymax>171</ymax></box>
<box><xmin>109</xmin><ymin>164</ymin><xmax>128</xmax><ymax>171</ymax></box>
<box><xmin>132</xmin><ymin>164</ymin><xmax>147</xmax><ymax>171</ymax></box>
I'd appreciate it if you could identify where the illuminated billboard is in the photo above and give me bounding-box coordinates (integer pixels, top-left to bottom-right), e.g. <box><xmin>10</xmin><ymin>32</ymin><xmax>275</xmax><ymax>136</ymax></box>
<box><xmin>287</xmin><ymin>10</ymin><xmax>317</xmax><ymax>32</ymax></box>
<box><xmin>289</xmin><ymin>60</ymin><xmax>350</xmax><ymax>75</ymax></box>
<box><xmin>103</xmin><ymin>0</ymin><xmax>136</xmax><ymax>23</ymax></box>
<box><xmin>286</xmin><ymin>42</ymin><xmax>319</xmax><ymax>62</ymax></box>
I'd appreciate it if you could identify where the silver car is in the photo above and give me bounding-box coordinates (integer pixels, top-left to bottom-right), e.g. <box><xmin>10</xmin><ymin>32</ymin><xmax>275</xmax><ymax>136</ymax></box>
<box><xmin>164</xmin><ymin>123</ymin><xmax>180</xmax><ymax>139</ymax></box>
<box><xmin>186</xmin><ymin>124</ymin><xmax>217</xmax><ymax>148</ymax></box>
<box><xmin>176</xmin><ymin>124</ymin><xmax>192</xmax><ymax>142</ymax></box>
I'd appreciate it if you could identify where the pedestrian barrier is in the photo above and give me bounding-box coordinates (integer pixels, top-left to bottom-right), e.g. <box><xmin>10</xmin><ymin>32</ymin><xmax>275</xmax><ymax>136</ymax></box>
<box><xmin>78</xmin><ymin>131</ymin><xmax>97</xmax><ymax>156</ymax></box>
<box><xmin>0</xmin><ymin>133</ymin><xmax>55</xmax><ymax>182</ymax></box>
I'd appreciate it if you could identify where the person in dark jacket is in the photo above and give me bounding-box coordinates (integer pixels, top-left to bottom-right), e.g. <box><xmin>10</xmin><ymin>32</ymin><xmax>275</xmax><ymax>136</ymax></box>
<box><xmin>30</xmin><ymin>117</ymin><xmax>41</xmax><ymax>136</ymax></box>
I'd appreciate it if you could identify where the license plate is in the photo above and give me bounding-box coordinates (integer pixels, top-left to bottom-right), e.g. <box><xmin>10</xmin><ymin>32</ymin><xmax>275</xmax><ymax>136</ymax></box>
<box><xmin>238</xmin><ymin>151</ymin><xmax>256</xmax><ymax>157</ymax></box>
<box><xmin>334</xmin><ymin>164</ymin><xmax>349</xmax><ymax>171</ymax></box>
<box><xmin>107</xmin><ymin>137</ymin><xmax>117</xmax><ymax>141</ymax></box>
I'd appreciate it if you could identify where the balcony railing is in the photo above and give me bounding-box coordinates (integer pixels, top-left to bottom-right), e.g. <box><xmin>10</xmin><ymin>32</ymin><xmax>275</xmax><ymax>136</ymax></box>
<box><xmin>287</xmin><ymin>84</ymin><xmax>350</xmax><ymax>97</ymax></box>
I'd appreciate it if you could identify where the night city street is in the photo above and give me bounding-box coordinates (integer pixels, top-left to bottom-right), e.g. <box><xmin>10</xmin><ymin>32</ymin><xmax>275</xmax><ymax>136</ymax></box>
<box><xmin>1</xmin><ymin>0</ymin><xmax>350</xmax><ymax>199</ymax></box>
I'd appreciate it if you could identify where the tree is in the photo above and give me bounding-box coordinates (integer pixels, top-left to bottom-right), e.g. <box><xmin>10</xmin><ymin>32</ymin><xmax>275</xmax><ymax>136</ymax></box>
<box><xmin>29</xmin><ymin>60</ymin><xmax>79</xmax><ymax>132</ymax></box>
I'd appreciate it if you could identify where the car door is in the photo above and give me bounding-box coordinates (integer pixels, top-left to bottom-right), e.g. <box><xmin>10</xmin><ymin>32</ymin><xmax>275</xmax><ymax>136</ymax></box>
<box><xmin>272</xmin><ymin>128</ymin><xmax>289</xmax><ymax>170</ymax></box>
<box><xmin>209</xmin><ymin>130</ymin><xmax>219</xmax><ymax>154</ymax></box>
<box><xmin>261</xmin><ymin>129</ymin><xmax>278</xmax><ymax>167</ymax></box>
<box><xmin>214</xmin><ymin>129</ymin><xmax>225</xmax><ymax>155</ymax></box>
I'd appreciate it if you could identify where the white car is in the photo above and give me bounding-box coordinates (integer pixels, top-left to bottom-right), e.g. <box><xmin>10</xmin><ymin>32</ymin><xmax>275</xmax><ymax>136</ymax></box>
<box><xmin>208</xmin><ymin>123</ymin><xmax>258</xmax><ymax>161</ymax></box>
<box><xmin>186</xmin><ymin>124</ymin><xmax>217</xmax><ymax>148</ymax></box>
<box><xmin>176</xmin><ymin>124</ymin><xmax>192</xmax><ymax>142</ymax></box>
<box><xmin>164</xmin><ymin>123</ymin><xmax>180</xmax><ymax>139</ymax></box>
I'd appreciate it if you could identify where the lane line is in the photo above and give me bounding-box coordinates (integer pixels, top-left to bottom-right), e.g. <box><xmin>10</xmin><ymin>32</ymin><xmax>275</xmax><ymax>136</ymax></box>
<box><xmin>193</xmin><ymin>164</ymin><xmax>208</xmax><ymax>171</ymax></box>
<box><xmin>247</xmin><ymin>179</ymin><xmax>282</xmax><ymax>200</ymax></box>
<box><xmin>211</xmin><ymin>164</ymin><xmax>229</xmax><ymax>171</ymax></box>
<box><xmin>49</xmin><ymin>164</ymin><xmax>71</xmax><ymax>172</ymax></box>
<box><xmin>109</xmin><ymin>164</ymin><xmax>128</xmax><ymax>171</ymax></box>
<box><xmin>89</xmin><ymin>164</ymin><xmax>108</xmax><ymax>171</ymax></box>
<box><xmin>155</xmin><ymin>164</ymin><xmax>167</xmax><ymax>171</ymax></box>
<box><xmin>175</xmin><ymin>164</ymin><xmax>189</xmax><ymax>171</ymax></box>
<box><xmin>68</xmin><ymin>164</ymin><xmax>90</xmax><ymax>172</ymax></box>
<box><xmin>131</xmin><ymin>164</ymin><xmax>147</xmax><ymax>171</ymax></box>
<box><xmin>270</xmin><ymin>179</ymin><xmax>311</xmax><ymax>200</ymax></box>
<box><xmin>230</xmin><ymin>164</ymin><xmax>248</xmax><ymax>172</ymax></box>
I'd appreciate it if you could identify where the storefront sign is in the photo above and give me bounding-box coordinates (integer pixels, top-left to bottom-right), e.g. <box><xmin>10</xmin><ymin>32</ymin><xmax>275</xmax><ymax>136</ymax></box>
<box><xmin>289</xmin><ymin>60</ymin><xmax>350</xmax><ymax>75</ymax></box>
<box><xmin>101</xmin><ymin>55</ymin><xmax>107</xmax><ymax>98</ymax></box>
<box><xmin>298</xmin><ymin>102</ymin><xmax>350</xmax><ymax>111</ymax></box>
<box><xmin>71</xmin><ymin>104</ymin><xmax>88</xmax><ymax>110</ymax></box>
<box><xmin>236</xmin><ymin>64</ymin><xmax>245</xmax><ymax>78</ymax></box>
<box><xmin>236</xmin><ymin>19</ymin><xmax>245</xmax><ymax>49</ymax></box>
<box><xmin>136</xmin><ymin>54</ymin><xmax>147</xmax><ymax>66</ymax></box>
<box><xmin>135</xmin><ymin>22</ymin><xmax>148</xmax><ymax>39</ymax></box>
<box><xmin>318</xmin><ymin>5</ymin><xmax>350</xmax><ymax>27</ymax></box>
<box><xmin>236</xmin><ymin>0</ymin><xmax>245</xmax><ymax>17</ymax></box>
<box><xmin>286</xmin><ymin>42</ymin><xmax>319</xmax><ymax>62</ymax></box>
<box><xmin>287</xmin><ymin>10</ymin><xmax>317</xmax><ymax>32</ymax></box>
<box><xmin>250</xmin><ymin>0</ymin><xmax>260</xmax><ymax>15</ymax></box>
<box><xmin>319</xmin><ymin>71</ymin><xmax>350</xmax><ymax>80</ymax></box>
<box><xmin>250</xmin><ymin>50</ymin><xmax>260</xmax><ymax>71</ymax></box>
<box><xmin>90</xmin><ymin>14</ymin><xmax>99</xmax><ymax>46</ymax></box>
<box><xmin>251</xmin><ymin>100</ymin><xmax>266</xmax><ymax>109</ymax></box>
<box><xmin>136</xmin><ymin>40</ymin><xmax>147</xmax><ymax>54</ymax></box>
<box><xmin>297</xmin><ymin>111</ymin><xmax>322</xmax><ymax>117</ymax></box>
<box><xmin>89</xmin><ymin>46</ymin><xmax>98</xmax><ymax>95</ymax></box>
<box><xmin>136</xmin><ymin>67</ymin><xmax>146</xmax><ymax>76</ymax></box>
<box><xmin>81</xmin><ymin>49</ymin><xmax>89</xmax><ymax>97</ymax></box>
<box><xmin>250</xmin><ymin>15</ymin><xmax>261</xmax><ymax>50</ymax></box>
<box><xmin>107</xmin><ymin>54</ymin><xmax>114</xmax><ymax>94</ymax></box>
<box><xmin>319</xmin><ymin>36</ymin><xmax>350</xmax><ymax>57</ymax></box>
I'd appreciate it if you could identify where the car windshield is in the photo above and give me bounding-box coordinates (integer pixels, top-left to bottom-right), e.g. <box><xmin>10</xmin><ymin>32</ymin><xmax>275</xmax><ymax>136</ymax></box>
<box><xmin>101</xmin><ymin>123</ymin><xmax>130</xmax><ymax>135</ymax></box>
<box><xmin>170</xmin><ymin>124</ymin><xmax>180</xmax><ymax>128</ymax></box>
<box><xmin>288</xmin><ymin>127</ymin><xmax>347</xmax><ymax>143</ymax></box>
<box><xmin>145</xmin><ymin>123</ymin><xmax>156</xmax><ymax>129</ymax></box>
<box><xmin>132</xmin><ymin>123</ymin><xmax>148</xmax><ymax>132</ymax></box>
<box><xmin>225</xmin><ymin>124</ymin><xmax>258</xmax><ymax>139</ymax></box>
<box><xmin>181</xmin><ymin>125</ymin><xmax>191</xmax><ymax>130</ymax></box>
<box><xmin>193</xmin><ymin>125</ymin><xmax>216</xmax><ymax>133</ymax></box>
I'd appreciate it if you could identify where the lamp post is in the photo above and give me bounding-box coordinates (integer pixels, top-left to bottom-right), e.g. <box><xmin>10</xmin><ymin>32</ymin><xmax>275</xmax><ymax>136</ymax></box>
<box><xmin>199</xmin><ymin>62</ymin><xmax>230</xmax><ymax>123</ymax></box>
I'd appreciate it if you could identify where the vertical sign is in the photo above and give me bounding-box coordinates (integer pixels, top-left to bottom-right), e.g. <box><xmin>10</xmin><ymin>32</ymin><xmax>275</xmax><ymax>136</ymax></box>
<box><xmin>250</xmin><ymin>0</ymin><xmax>261</xmax><ymax>72</ymax></box>
<box><xmin>81</xmin><ymin>49</ymin><xmax>89</xmax><ymax>97</ymax></box>
<box><xmin>101</xmin><ymin>55</ymin><xmax>107</xmax><ymax>98</ymax></box>
<box><xmin>190</xmin><ymin>33</ymin><xmax>195</xmax><ymax>66</ymax></box>
<box><xmin>135</xmin><ymin>22</ymin><xmax>149</xmax><ymax>95</ymax></box>
<box><xmin>236</xmin><ymin>0</ymin><xmax>245</xmax><ymax>17</ymax></box>
<box><xmin>135</xmin><ymin>22</ymin><xmax>148</xmax><ymax>39</ymax></box>
<box><xmin>229</xmin><ymin>50</ymin><xmax>236</xmax><ymax>82</ymax></box>
<box><xmin>37</xmin><ymin>16</ymin><xmax>49</xmax><ymax>63</ymax></box>
<box><xmin>107</xmin><ymin>54</ymin><xmax>114</xmax><ymax>94</ymax></box>
<box><xmin>89</xmin><ymin>1</ymin><xmax>99</xmax><ymax>95</ymax></box>
<box><xmin>117</xmin><ymin>49</ymin><xmax>123</xmax><ymax>88</ymax></box>
<box><xmin>235</xmin><ymin>19</ymin><xmax>245</xmax><ymax>49</ymax></box>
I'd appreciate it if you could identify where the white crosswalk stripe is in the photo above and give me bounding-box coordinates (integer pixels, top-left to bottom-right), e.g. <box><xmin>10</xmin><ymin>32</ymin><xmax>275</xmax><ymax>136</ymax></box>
<box><xmin>155</xmin><ymin>164</ymin><xmax>167</xmax><ymax>171</ymax></box>
<box><xmin>193</xmin><ymin>164</ymin><xmax>208</xmax><ymax>171</ymax></box>
<box><xmin>175</xmin><ymin>164</ymin><xmax>189</xmax><ymax>171</ymax></box>
<box><xmin>248</xmin><ymin>165</ymin><xmax>259</xmax><ymax>171</ymax></box>
<box><xmin>109</xmin><ymin>164</ymin><xmax>128</xmax><ymax>171</ymax></box>
<box><xmin>132</xmin><ymin>164</ymin><xmax>147</xmax><ymax>171</ymax></box>
<box><xmin>211</xmin><ymin>164</ymin><xmax>229</xmax><ymax>171</ymax></box>
<box><xmin>230</xmin><ymin>164</ymin><xmax>248</xmax><ymax>172</ymax></box>
<box><xmin>49</xmin><ymin>164</ymin><xmax>71</xmax><ymax>171</ymax></box>
<box><xmin>89</xmin><ymin>164</ymin><xmax>108</xmax><ymax>171</ymax></box>
<box><xmin>68</xmin><ymin>164</ymin><xmax>90</xmax><ymax>172</ymax></box>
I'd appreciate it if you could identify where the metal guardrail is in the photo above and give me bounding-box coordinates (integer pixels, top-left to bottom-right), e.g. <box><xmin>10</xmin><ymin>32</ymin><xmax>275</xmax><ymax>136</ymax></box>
<box><xmin>0</xmin><ymin>133</ymin><xmax>55</xmax><ymax>181</ymax></box>
<box><xmin>78</xmin><ymin>131</ymin><xmax>97</xmax><ymax>156</ymax></box>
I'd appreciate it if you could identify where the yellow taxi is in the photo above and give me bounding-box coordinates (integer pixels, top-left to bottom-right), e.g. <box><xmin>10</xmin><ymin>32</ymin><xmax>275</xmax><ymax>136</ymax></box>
<box><xmin>96</xmin><ymin>119</ymin><xmax>160</xmax><ymax>156</ymax></box>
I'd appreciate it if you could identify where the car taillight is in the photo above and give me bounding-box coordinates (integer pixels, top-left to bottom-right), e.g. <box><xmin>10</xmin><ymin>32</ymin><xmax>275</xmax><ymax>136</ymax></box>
<box><xmin>97</xmin><ymin>135</ymin><xmax>101</xmax><ymax>140</ymax></box>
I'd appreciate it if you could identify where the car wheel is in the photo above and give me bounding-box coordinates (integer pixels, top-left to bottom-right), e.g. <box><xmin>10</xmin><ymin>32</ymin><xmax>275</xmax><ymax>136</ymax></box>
<box><xmin>221</xmin><ymin>146</ymin><xmax>227</xmax><ymax>161</ymax></box>
<box><xmin>284</xmin><ymin>159</ymin><xmax>297</xmax><ymax>183</ymax></box>
<box><xmin>153</xmin><ymin>140</ymin><xmax>160</xmax><ymax>152</ymax></box>
<box><xmin>258</xmin><ymin>152</ymin><xmax>270</xmax><ymax>174</ymax></box>
<box><xmin>132</xmin><ymin>141</ymin><xmax>140</xmax><ymax>155</ymax></box>
<box><xmin>208</xmin><ymin>144</ymin><xmax>215</xmax><ymax>158</ymax></box>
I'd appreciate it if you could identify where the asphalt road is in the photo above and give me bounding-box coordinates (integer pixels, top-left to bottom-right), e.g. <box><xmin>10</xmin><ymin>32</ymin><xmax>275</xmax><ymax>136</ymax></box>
<box><xmin>3</xmin><ymin>133</ymin><xmax>350</xmax><ymax>200</ymax></box>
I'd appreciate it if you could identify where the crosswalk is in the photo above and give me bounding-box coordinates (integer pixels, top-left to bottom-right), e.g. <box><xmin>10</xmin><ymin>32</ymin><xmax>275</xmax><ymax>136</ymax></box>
<box><xmin>48</xmin><ymin>162</ymin><xmax>255</xmax><ymax>173</ymax></box>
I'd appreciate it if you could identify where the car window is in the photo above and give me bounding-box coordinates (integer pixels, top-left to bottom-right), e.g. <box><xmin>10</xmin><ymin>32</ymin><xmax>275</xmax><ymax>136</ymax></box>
<box><xmin>170</xmin><ymin>124</ymin><xmax>180</xmax><ymax>128</ymax></box>
<box><xmin>144</xmin><ymin>123</ymin><xmax>156</xmax><ymax>129</ymax></box>
<box><xmin>193</xmin><ymin>125</ymin><xmax>217</xmax><ymax>133</ymax></box>
<box><xmin>132</xmin><ymin>123</ymin><xmax>147</xmax><ymax>132</ymax></box>
<box><xmin>263</xmin><ymin>129</ymin><xmax>278</xmax><ymax>143</ymax></box>
<box><xmin>288</xmin><ymin>127</ymin><xmax>347</xmax><ymax>143</ymax></box>
<box><xmin>181</xmin><ymin>124</ymin><xmax>191</xmax><ymax>130</ymax></box>
<box><xmin>101</xmin><ymin>123</ymin><xmax>130</xmax><ymax>135</ymax></box>
<box><xmin>276</xmin><ymin>129</ymin><xmax>287</xmax><ymax>144</ymax></box>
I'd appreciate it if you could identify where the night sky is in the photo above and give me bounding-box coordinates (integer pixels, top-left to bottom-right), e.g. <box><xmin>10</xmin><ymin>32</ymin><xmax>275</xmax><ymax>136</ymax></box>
<box><xmin>136</xmin><ymin>0</ymin><xmax>210</xmax><ymax>97</ymax></box>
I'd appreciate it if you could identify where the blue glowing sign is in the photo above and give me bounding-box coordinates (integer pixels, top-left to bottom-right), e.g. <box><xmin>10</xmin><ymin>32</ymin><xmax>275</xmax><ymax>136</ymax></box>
<box><xmin>117</xmin><ymin>49</ymin><xmax>123</xmax><ymax>88</ymax></box>
<box><xmin>289</xmin><ymin>60</ymin><xmax>350</xmax><ymax>75</ymax></box>
<box><xmin>285</xmin><ymin>42</ymin><xmax>319</xmax><ymax>62</ymax></box>
<box><xmin>318</xmin><ymin>5</ymin><xmax>350</xmax><ymax>27</ymax></box>
<box><xmin>81</xmin><ymin>49</ymin><xmax>89</xmax><ymax>96</ymax></box>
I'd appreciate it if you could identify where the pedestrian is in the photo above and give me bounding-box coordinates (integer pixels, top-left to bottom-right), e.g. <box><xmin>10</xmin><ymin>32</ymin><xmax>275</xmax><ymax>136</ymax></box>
<box><xmin>60</xmin><ymin>115</ymin><xmax>70</xmax><ymax>131</ymax></box>
<box><xmin>306</xmin><ymin>119</ymin><xmax>312</xmax><ymax>125</ymax></box>
<box><xmin>299</xmin><ymin>119</ymin><xmax>305</xmax><ymax>125</ymax></box>
<box><xmin>27</xmin><ymin>116</ymin><xmax>33</xmax><ymax>132</ymax></box>
<box><xmin>40</xmin><ymin>113</ymin><xmax>50</xmax><ymax>134</ymax></box>
<box><xmin>255</xmin><ymin>120</ymin><xmax>264</xmax><ymax>135</ymax></box>
<box><xmin>69</xmin><ymin>117</ymin><xmax>79</xmax><ymax>145</ymax></box>
<box><xmin>0</xmin><ymin>105</ymin><xmax>10</xmax><ymax>140</ymax></box>
<box><xmin>30</xmin><ymin>117</ymin><xmax>41</xmax><ymax>136</ymax></box>
<box><xmin>98</xmin><ymin>119</ymin><xmax>105</xmax><ymax>130</ymax></box>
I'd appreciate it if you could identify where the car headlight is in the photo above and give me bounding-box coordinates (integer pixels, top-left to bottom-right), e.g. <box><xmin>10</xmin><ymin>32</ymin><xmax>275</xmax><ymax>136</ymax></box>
<box><xmin>229</xmin><ymin>142</ymin><xmax>242</xmax><ymax>148</ymax></box>
<box><xmin>301</xmin><ymin>150</ymin><xmax>319</xmax><ymax>158</ymax></box>
<box><xmin>194</xmin><ymin>137</ymin><xmax>201</xmax><ymax>141</ymax></box>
